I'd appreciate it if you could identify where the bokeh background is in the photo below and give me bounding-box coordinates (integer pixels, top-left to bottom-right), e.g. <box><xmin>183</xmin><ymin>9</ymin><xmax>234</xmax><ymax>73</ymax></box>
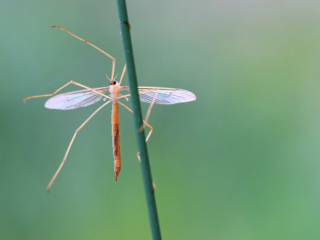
<box><xmin>2</xmin><ymin>0</ymin><xmax>320</xmax><ymax>239</ymax></box>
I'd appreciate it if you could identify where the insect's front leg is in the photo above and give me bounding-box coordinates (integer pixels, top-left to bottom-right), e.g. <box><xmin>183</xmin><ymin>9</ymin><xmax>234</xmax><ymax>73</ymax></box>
<box><xmin>23</xmin><ymin>81</ymin><xmax>110</xmax><ymax>103</ymax></box>
<box><xmin>52</xmin><ymin>26</ymin><xmax>116</xmax><ymax>80</ymax></box>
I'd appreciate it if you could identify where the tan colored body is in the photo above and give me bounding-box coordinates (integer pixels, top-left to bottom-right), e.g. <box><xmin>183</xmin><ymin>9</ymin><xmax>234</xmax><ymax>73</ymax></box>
<box><xmin>112</xmin><ymin>101</ymin><xmax>121</xmax><ymax>180</ymax></box>
<box><xmin>109</xmin><ymin>82</ymin><xmax>122</xmax><ymax>180</ymax></box>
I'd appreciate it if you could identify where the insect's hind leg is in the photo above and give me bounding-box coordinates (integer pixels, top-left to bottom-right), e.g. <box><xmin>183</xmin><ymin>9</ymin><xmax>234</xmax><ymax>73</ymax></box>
<box><xmin>137</xmin><ymin>89</ymin><xmax>158</xmax><ymax>161</ymax></box>
<box><xmin>118</xmin><ymin>101</ymin><xmax>156</xmax><ymax>191</ymax></box>
<box><xmin>117</xmin><ymin>88</ymin><xmax>158</xmax><ymax>140</ymax></box>
<box><xmin>118</xmin><ymin>102</ymin><xmax>154</xmax><ymax>162</ymax></box>
<box><xmin>46</xmin><ymin>100</ymin><xmax>111</xmax><ymax>192</ymax></box>
<box><xmin>23</xmin><ymin>81</ymin><xmax>110</xmax><ymax>103</ymax></box>
<box><xmin>139</xmin><ymin>89</ymin><xmax>159</xmax><ymax>133</ymax></box>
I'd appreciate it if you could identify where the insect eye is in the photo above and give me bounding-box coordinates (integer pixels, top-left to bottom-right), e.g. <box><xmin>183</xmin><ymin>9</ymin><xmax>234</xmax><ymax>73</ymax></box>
<box><xmin>110</xmin><ymin>81</ymin><xmax>117</xmax><ymax>85</ymax></box>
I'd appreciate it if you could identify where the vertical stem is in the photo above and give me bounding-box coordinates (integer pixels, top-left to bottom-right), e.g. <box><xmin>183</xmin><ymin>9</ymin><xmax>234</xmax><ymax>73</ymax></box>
<box><xmin>116</xmin><ymin>1</ymin><xmax>162</xmax><ymax>240</ymax></box>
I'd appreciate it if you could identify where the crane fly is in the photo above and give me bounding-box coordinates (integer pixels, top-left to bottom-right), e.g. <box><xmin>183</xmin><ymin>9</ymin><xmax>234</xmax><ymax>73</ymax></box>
<box><xmin>24</xmin><ymin>26</ymin><xmax>196</xmax><ymax>192</ymax></box>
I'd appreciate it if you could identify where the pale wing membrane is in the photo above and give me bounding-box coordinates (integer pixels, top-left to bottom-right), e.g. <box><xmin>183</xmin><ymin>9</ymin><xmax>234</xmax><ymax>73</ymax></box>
<box><xmin>137</xmin><ymin>87</ymin><xmax>196</xmax><ymax>105</ymax></box>
<box><xmin>45</xmin><ymin>87</ymin><xmax>109</xmax><ymax>110</ymax></box>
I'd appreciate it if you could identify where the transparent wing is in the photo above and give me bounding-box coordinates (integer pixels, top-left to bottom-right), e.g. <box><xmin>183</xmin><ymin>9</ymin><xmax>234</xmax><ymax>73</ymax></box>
<box><xmin>45</xmin><ymin>87</ymin><xmax>109</xmax><ymax>110</ymax></box>
<box><xmin>134</xmin><ymin>87</ymin><xmax>196</xmax><ymax>105</ymax></box>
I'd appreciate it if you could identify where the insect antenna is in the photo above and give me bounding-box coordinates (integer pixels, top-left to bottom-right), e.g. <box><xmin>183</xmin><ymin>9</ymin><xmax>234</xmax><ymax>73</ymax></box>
<box><xmin>106</xmin><ymin>72</ymin><xmax>119</xmax><ymax>83</ymax></box>
<box><xmin>114</xmin><ymin>73</ymin><xmax>119</xmax><ymax>81</ymax></box>
<box><xmin>105</xmin><ymin>73</ymin><xmax>112</xmax><ymax>82</ymax></box>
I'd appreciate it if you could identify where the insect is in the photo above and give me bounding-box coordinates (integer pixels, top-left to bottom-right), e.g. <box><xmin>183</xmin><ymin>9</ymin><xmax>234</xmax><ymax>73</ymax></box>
<box><xmin>24</xmin><ymin>26</ymin><xmax>196</xmax><ymax>191</ymax></box>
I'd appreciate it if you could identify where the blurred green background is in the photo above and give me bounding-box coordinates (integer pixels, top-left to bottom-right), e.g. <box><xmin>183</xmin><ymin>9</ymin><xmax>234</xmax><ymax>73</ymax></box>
<box><xmin>2</xmin><ymin>0</ymin><xmax>320</xmax><ymax>239</ymax></box>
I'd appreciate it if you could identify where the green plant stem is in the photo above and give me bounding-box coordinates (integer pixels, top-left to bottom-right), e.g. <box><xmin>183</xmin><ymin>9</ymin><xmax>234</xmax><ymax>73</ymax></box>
<box><xmin>116</xmin><ymin>1</ymin><xmax>162</xmax><ymax>240</ymax></box>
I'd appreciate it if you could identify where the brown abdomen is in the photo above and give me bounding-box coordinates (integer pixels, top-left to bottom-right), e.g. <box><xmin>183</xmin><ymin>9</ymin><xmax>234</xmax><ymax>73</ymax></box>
<box><xmin>112</xmin><ymin>102</ymin><xmax>121</xmax><ymax>180</ymax></box>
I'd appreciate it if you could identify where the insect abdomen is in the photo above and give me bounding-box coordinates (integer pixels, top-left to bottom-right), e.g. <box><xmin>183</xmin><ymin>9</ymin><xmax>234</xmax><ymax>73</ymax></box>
<box><xmin>112</xmin><ymin>102</ymin><xmax>121</xmax><ymax>180</ymax></box>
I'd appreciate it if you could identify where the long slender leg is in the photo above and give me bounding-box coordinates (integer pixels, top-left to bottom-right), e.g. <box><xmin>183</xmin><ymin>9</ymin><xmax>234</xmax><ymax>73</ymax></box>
<box><xmin>52</xmin><ymin>26</ymin><xmax>116</xmax><ymax>80</ymax></box>
<box><xmin>117</xmin><ymin>89</ymin><xmax>158</xmax><ymax>141</ymax></box>
<box><xmin>139</xmin><ymin>89</ymin><xmax>159</xmax><ymax>132</ymax></box>
<box><xmin>119</xmin><ymin>64</ymin><xmax>126</xmax><ymax>85</ymax></box>
<box><xmin>118</xmin><ymin>101</ymin><xmax>153</xmax><ymax>143</ymax></box>
<box><xmin>118</xmin><ymin>101</ymin><xmax>156</xmax><ymax>191</ymax></box>
<box><xmin>118</xmin><ymin>102</ymin><xmax>153</xmax><ymax>162</ymax></box>
<box><xmin>137</xmin><ymin>89</ymin><xmax>158</xmax><ymax>163</ymax></box>
<box><xmin>46</xmin><ymin>100</ymin><xmax>112</xmax><ymax>192</ymax></box>
<box><xmin>23</xmin><ymin>80</ymin><xmax>110</xmax><ymax>103</ymax></box>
